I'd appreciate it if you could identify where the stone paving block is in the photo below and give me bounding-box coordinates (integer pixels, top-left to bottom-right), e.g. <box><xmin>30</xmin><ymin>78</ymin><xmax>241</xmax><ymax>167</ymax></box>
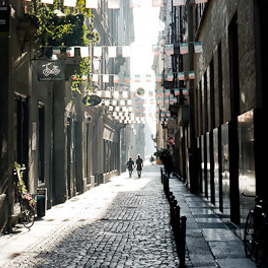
<box><xmin>1</xmin><ymin>165</ymin><xmax>180</xmax><ymax>268</ymax></box>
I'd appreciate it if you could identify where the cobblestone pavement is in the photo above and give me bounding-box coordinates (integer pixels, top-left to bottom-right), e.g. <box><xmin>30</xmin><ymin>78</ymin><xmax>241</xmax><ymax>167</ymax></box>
<box><xmin>2</xmin><ymin>164</ymin><xmax>180</xmax><ymax>268</ymax></box>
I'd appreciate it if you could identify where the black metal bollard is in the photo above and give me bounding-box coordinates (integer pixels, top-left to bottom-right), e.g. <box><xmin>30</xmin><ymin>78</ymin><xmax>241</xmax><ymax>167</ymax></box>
<box><xmin>160</xmin><ymin>168</ymin><xmax>164</xmax><ymax>183</ymax></box>
<box><xmin>179</xmin><ymin>216</ymin><xmax>187</xmax><ymax>268</ymax></box>
<box><xmin>174</xmin><ymin>205</ymin><xmax>181</xmax><ymax>245</ymax></box>
<box><xmin>163</xmin><ymin>175</ymin><xmax>170</xmax><ymax>197</ymax></box>
<box><xmin>170</xmin><ymin>198</ymin><xmax>177</xmax><ymax>226</ymax></box>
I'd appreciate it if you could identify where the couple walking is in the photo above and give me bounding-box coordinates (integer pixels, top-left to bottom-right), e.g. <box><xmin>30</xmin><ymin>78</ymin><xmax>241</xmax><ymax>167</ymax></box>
<box><xmin>126</xmin><ymin>154</ymin><xmax>143</xmax><ymax>178</ymax></box>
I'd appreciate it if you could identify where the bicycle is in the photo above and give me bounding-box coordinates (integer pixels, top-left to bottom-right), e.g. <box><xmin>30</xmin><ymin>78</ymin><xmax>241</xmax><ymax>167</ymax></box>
<box><xmin>14</xmin><ymin>162</ymin><xmax>36</xmax><ymax>229</ymax></box>
<box><xmin>42</xmin><ymin>63</ymin><xmax>61</xmax><ymax>77</ymax></box>
<box><xmin>243</xmin><ymin>193</ymin><xmax>268</xmax><ymax>267</ymax></box>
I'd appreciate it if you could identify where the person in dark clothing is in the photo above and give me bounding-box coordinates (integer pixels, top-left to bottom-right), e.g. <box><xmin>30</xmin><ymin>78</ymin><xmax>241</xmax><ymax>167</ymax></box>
<box><xmin>126</xmin><ymin>157</ymin><xmax>134</xmax><ymax>177</ymax></box>
<box><xmin>162</xmin><ymin>153</ymin><xmax>174</xmax><ymax>178</ymax></box>
<box><xmin>135</xmin><ymin>154</ymin><xmax>143</xmax><ymax>178</ymax></box>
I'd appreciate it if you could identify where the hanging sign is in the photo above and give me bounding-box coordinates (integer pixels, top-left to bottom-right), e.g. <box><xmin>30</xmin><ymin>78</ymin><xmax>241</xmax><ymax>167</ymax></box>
<box><xmin>82</xmin><ymin>95</ymin><xmax>102</xmax><ymax>107</ymax></box>
<box><xmin>37</xmin><ymin>61</ymin><xmax>64</xmax><ymax>81</ymax></box>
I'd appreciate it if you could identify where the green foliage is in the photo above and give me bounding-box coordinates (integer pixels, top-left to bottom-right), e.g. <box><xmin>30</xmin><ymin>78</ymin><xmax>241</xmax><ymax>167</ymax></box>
<box><xmin>14</xmin><ymin>162</ymin><xmax>36</xmax><ymax>205</ymax></box>
<box><xmin>28</xmin><ymin>0</ymin><xmax>100</xmax><ymax>47</ymax></box>
<box><xmin>154</xmin><ymin>149</ymin><xmax>170</xmax><ymax>161</ymax></box>
<box><xmin>14</xmin><ymin>162</ymin><xmax>27</xmax><ymax>194</ymax></box>
<box><xmin>71</xmin><ymin>57</ymin><xmax>92</xmax><ymax>94</ymax></box>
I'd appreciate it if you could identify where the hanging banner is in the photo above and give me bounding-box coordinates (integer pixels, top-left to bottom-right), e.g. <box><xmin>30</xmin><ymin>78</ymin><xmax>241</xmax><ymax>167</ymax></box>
<box><xmin>130</xmin><ymin>0</ymin><xmax>141</xmax><ymax>8</ymax></box>
<box><xmin>180</xmin><ymin>43</ymin><xmax>189</xmax><ymax>54</ymax></box>
<box><xmin>80</xmin><ymin>47</ymin><xmax>89</xmax><ymax>58</ymax></box>
<box><xmin>189</xmin><ymin>71</ymin><xmax>195</xmax><ymax>79</ymax></box>
<box><xmin>41</xmin><ymin>0</ymin><xmax>53</xmax><ymax>4</ymax></box>
<box><xmin>64</xmin><ymin>0</ymin><xmax>76</xmax><ymax>7</ymax></box>
<box><xmin>173</xmin><ymin>0</ymin><xmax>185</xmax><ymax>6</ymax></box>
<box><xmin>37</xmin><ymin>61</ymin><xmax>64</xmax><ymax>81</ymax></box>
<box><xmin>146</xmin><ymin>74</ymin><xmax>152</xmax><ymax>82</ymax></box>
<box><xmin>174</xmin><ymin>88</ymin><xmax>180</xmax><ymax>96</ymax></box>
<box><xmin>86</xmin><ymin>0</ymin><xmax>98</xmax><ymax>8</ymax></box>
<box><xmin>178</xmin><ymin>72</ymin><xmax>185</xmax><ymax>81</ymax></box>
<box><xmin>124</xmin><ymin>74</ymin><xmax>131</xmax><ymax>83</ymax></box>
<box><xmin>135</xmin><ymin>74</ymin><xmax>140</xmax><ymax>82</ymax></box>
<box><xmin>108</xmin><ymin>0</ymin><xmax>120</xmax><ymax>9</ymax></box>
<box><xmin>82</xmin><ymin>95</ymin><xmax>102</xmax><ymax>107</ymax></box>
<box><xmin>103</xmin><ymin>74</ymin><xmax>109</xmax><ymax>83</ymax></box>
<box><xmin>113</xmin><ymin>75</ymin><xmax>120</xmax><ymax>83</ymax></box>
<box><xmin>167</xmin><ymin>73</ymin><xmax>174</xmax><ymax>81</ymax></box>
<box><xmin>92</xmin><ymin>74</ymin><xmax>98</xmax><ymax>82</ymax></box>
<box><xmin>152</xmin><ymin>0</ymin><xmax>163</xmax><ymax>7</ymax></box>
<box><xmin>165</xmin><ymin>44</ymin><xmax>174</xmax><ymax>55</ymax></box>
<box><xmin>156</xmin><ymin>74</ymin><xmax>162</xmax><ymax>82</ymax></box>
<box><xmin>165</xmin><ymin>89</ymin><xmax>171</xmax><ymax>96</ymax></box>
<box><xmin>152</xmin><ymin>45</ymin><xmax>160</xmax><ymax>56</ymax></box>
<box><xmin>194</xmin><ymin>42</ymin><xmax>203</xmax><ymax>53</ymax></box>
<box><xmin>195</xmin><ymin>0</ymin><xmax>208</xmax><ymax>3</ymax></box>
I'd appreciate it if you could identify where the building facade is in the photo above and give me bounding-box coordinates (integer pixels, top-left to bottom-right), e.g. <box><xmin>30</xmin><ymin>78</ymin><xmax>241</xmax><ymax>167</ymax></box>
<box><xmin>0</xmin><ymin>0</ymin><xmax>134</xmax><ymax>233</ymax></box>
<box><xmin>154</xmin><ymin>0</ymin><xmax>268</xmax><ymax>239</ymax></box>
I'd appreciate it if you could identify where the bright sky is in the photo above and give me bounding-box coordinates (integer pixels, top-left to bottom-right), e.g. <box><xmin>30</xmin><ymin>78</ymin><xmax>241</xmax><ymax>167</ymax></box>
<box><xmin>131</xmin><ymin>4</ymin><xmax>160</xmax><ymax>74</ymax></box>
<box><xmin>130</xmin><ymin>4</ymin><xmax>160</xmax><ymax>156</ymax></box>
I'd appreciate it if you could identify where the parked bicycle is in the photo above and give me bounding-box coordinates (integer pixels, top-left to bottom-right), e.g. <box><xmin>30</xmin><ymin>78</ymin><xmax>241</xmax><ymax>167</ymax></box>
<box><xmin>14</xmin><ymin>162</ymin><xmax>36</xmax><ymax>229</ymax></box>
<box><xmin>243</xmin><ymin>193</ymin><xmax>268</xmax><ymax>267</ymax></box>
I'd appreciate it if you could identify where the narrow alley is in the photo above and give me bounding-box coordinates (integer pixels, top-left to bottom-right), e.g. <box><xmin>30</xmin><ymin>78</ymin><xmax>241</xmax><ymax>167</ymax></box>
<box><xmin>0</xmin><ymin>163</ymin><xmax>256</xmax><ymax>268</ymax></box>
<box><xmin>0</xmin><ymin>164</ymin><xmax>179</xmax><ymax>268</ymax></box>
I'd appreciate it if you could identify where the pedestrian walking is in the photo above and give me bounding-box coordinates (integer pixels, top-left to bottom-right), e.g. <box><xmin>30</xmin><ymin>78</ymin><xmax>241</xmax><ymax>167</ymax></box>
<box><xmin>150</xmin><ymin>155</ymin><xmax>154</xmax><ymax>165</ymax></box>
<box><xmin>135</xmin><ymin>154</ymin><xmax>143</xmax><ymax>178</ymax></box>
<box><xmin>126</xmin><ymin>157</ymin><xmax>134</xmax><ymax>177</ymax></box>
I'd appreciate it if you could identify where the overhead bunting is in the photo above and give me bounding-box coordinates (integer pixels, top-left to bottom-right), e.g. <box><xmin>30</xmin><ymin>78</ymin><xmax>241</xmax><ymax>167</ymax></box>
<box><xmin>41</xmin><ymin>0</ymin><xmax>53</xmax><ymax>4</ymax></box>
<box><xmin>64</xmin><ymin>0</ymin><xmax>76</xmax><ymax>6</ymax></box>
<box><xmin>124</xmin><ymin>74</ymin><xmax>131</xmax><ymax>83</ymax></box>
<box><xmin>108</xmin><ymin>0</ymin><xmax>120</xmax><ymax>9</ymax></box>
<box><xmin>130</xmin><ymin>0</ymin><xmax>141</xmax><ymax>8</ymax></box>
<box><xmin>152</xmin><ymin>45</ymin><xmax>161</xmax><ymax>56</ymax></box>
<box><xmin>103</xmin><ymin>74</ymin><xmax>109</xmax><ymax>83</ymax></box>
<box><xmin>156</xmin><ymin>74</ymin><xmax>162</xmax><ymax>82</ymax></box>
<box><xmin>146</xmin><ymin>74</ymin><xmax>152</xmax><ymax>82</ymax></box>
<box><xmin>167</xmin><ymin>73</ymin><xmax>174</xmax><ymax>81</ymax></box>
<box><xmin>165</xmin><ymin>44</ymin><xmax>174</xmax><ymax>55</ymax></box>
<box><xmin>180</xmin><ymin>43</ymin><xmax>189</xmax><ymax>54</ymax></box>
<box><xmin>189</xmin><ymin>71</ymin><xmax>195</xmax><ymax>79</ymax></box>
<box><xmin>86</xmin><ymin>0</ymin><xmax>98</xmax><ymax>9</ymax></box>
<box><xmin>113</xmin><ymin>75</ymin><xmax>120</xmax><ymax>83</ymax></box>
<box><xmin>178</xmin><ymin>72</ymin><xmax>185</xmax><ymax>81</ymax></box>
<box><xmin>173</xmin><ymin>0</ymin><xmax>185</xmax><ymax>6</ymax></box>
<box><xmin>152</xmin><ymin>0</ymin><xmax>163</xmax><ymax>7</ymax></box>
<box><xmin>194</xmin><ymin>42</ymin><xmax>203</xmax><ymax>53</ymax></box>
<box><xmin>195</xmin><ymin>0</ymin><xmax>208</xmax><ymax>3</ymax></box>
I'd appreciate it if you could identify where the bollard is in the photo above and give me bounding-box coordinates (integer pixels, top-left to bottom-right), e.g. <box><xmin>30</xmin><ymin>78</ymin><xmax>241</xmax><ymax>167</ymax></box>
<box><xmin>170</xmin><ymin>198</ymin><xmax>177</xmax><ymax>226</ymax></box>
<box><xmin>163</xmin><ymin>175</ymin><xmax>170</xmax><ymax>197</ymax></box>
<box><xmin>179</xmin><ymin>216</ymin><xmax>187</xmax><ymax>268</ymax></box>
<box><xmin>174</xmin><ymin>205</ymin><xmax>181</xmax><ymax>245</ymax></box>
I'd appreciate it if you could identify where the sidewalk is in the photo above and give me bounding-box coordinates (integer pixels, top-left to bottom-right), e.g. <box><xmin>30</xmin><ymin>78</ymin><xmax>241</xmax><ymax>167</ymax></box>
<box><xmin>168</xmin><ymin>176</ymin><xmax>256</xmax><ymax>268</ymax></box>
<box><xmin>0</xmin><ymin>163</ymin><xmax>180</xmax><ymax>268</ymax></box>
<box><xmin>0</xmin><ymin>165</ymin><xmax>257</xmax><ymax>268</ymax></box>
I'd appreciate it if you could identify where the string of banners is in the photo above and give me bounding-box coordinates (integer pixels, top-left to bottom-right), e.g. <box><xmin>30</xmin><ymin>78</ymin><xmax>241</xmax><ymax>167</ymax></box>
<box><xmin>37</xmin><ymin>0</ymin><xmax>221</xmax><ymax>8</ymax></box>
<box><xmin>52</xmin><ymin>46</ymin><xmax>132</xmax><ymax>58</ymax></box>
<box><xmin>153</xmin><ymin>42</ymin><xmax>203</xmax><ymax>56</ymax></box>
<box><xmin>52</xmin><ymin>42</ymin><xmax>203</xmax><ymax>59</ymax></box>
